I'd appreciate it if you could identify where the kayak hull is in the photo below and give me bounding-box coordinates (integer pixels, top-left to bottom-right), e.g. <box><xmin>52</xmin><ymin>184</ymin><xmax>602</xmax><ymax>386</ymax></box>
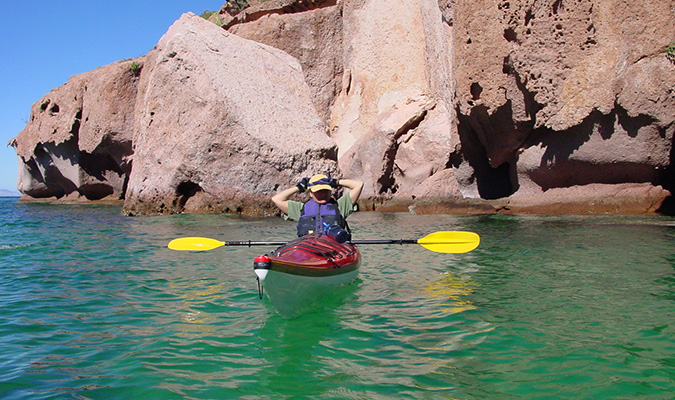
<box><xmin>254</xmin><ymin>234</ymin><xmax>360</xmax><ymax>316</ymax></box>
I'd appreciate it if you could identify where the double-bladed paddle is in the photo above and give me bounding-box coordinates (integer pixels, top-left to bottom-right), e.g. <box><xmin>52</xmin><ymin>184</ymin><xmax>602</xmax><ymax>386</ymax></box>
<box><xmin>167</xmin><ymin>231</ymin><xmax>480</xmax><ymax>254</ymax></box>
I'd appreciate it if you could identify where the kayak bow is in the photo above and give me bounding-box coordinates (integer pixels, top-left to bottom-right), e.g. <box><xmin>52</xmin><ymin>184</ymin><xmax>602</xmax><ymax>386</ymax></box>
<box><xmin>253</xmin><ymin>234</ymin><xmax>361</xmax><ymax>316</ymax></box>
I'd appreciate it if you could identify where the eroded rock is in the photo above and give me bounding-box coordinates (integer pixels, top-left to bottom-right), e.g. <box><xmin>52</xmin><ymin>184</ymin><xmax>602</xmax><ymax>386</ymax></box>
<box><xmin>10</xmin><ymin>60</ymin><xmax>139</xmax><ymax>201</ymax></box>
<box><xmin>9</xmin><ymin>0</ymin><xmax>675</xmax><ymax>215</ymax></box>
<box><xmin>122</xmin><ymin>13</ymin><xmax>337</xmax><ymax>215</ymax></box>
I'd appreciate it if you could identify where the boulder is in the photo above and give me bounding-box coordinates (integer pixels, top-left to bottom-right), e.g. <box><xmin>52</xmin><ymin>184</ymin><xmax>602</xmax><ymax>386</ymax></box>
<box><xmin>227</xmin><ymin>5</ymin><xmax>343</xmax><ymax>122</ymax></box>
<box><xmin>331</xmin><ymin>0</ymin><xmax>463</xmax><ymax>202</ymax></box>
<box><xmin>338</xmin><ymin>93</ymin><xmax>457</xmax><ymax>198</ymax></box>
<box><xmin>9</xmin><ymin>60</ymin><xmax>139</xmax><ymax>201</ymax></box>
<box><xmin>122</xmin><ymin>12</ymin><xmax>337</xmax><ymax>215</ymax></box>
<box><xmin>506</xmin><ymin>183</ymin><xmax>670</xmax><ymax>214</ymax></box>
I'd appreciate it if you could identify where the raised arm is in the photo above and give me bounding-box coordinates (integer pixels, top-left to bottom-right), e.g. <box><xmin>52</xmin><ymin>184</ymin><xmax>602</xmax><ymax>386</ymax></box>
<box><xmin>337</xmin><ymin>179</ymin><xmax>364</xmax><ymax>204</ymax></box>
<box><xmin>271</xmin><ymin>186</ymin><xmax>300</xmax><ymax>214</ymax></box>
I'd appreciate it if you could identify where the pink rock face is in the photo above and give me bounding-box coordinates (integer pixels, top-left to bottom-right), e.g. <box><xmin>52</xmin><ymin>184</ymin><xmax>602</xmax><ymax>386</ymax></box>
<box><xmin>9</xmin><ymin>1</ymin><xmax>675</xmax><ymax>215</ymax></box>
<box><xmin>227</xmin><ymin>4</ymin><xmax>343</xmax><ymax>123</ymax></box>
<box><xmin>10</xmin><ymin>61</ymin><xmax>138</xmax><ymax>201</ymax></box>
<box><xmin>451</xmin><ymin>0</ymin><xmax>675</xmax><ymax>206</ymax></box>
<box><xmin>122</xmin><ymin>13</ymin><xmax>338</xmax><ymax>215</ymax></box>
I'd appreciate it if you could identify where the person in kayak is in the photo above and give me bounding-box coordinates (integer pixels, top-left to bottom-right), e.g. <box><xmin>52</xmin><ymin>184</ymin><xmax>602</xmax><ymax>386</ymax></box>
<box><xmin>272</xmin><ymin>174</ymin><xmax>364</xmax><ymax>240</ymax></box>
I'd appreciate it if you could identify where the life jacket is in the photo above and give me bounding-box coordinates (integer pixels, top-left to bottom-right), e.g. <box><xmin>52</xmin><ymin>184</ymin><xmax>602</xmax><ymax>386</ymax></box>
<box><xmin>296</xmin><ymin>199</ymin><xmax>348</xmax><ymax>237</ymax></box>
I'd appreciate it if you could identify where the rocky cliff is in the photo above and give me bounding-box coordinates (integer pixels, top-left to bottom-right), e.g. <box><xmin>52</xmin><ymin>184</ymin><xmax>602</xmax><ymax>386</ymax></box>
<box><xmin>10</xmin><ymin>61</ymin><xmax>137</xmax><ymax>202</ymax></box>
<box><xmin>10</xmin><ymin>0</ymin><xmax>675</xmax><ymax>215</ymax></box>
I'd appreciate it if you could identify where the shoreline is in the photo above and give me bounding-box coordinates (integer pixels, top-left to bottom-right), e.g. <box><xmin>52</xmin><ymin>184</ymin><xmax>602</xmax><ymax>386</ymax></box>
<box><xmin>12</xmin><ymin>189</ymin><xmax>674</xmax><ymax>217</ymax></box>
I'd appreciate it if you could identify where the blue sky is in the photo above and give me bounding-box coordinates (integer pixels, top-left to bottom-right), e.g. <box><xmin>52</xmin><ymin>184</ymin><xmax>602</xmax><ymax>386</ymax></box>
<box><xmin>0</xmin><ymin>1</ymin><xmax>223</xmax><ymax>192</ymax></box>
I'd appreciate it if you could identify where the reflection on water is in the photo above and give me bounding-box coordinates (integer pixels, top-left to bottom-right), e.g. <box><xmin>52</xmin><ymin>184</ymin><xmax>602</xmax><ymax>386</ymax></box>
<box><xmin>255</xmin><ymin>294</ymin><xmax>354</xmax><ymax>398</ymax></box>
<box><xmin>423</xmin><ymin>272</ymin><xmax>477</xmax><ymax>314</ymax></box>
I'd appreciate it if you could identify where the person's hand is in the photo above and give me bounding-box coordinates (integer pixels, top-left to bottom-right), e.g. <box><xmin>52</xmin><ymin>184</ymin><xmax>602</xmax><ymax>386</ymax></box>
<box><xmin>296</xmin><ymin>177</ymin><xmax>310</xmax><ymax>193</ymax></box>
<box><xmin>328</xmin><ymin>177</ymin><xmax>339</xmax><ymax>188</ymax></box>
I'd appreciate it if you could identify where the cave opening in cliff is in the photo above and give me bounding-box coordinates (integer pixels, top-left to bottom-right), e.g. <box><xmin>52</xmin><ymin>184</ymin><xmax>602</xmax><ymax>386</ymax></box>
<box><xmin>452</xmin><ymin>145</ymin><xmax>516</xmax><ymax>200</ymax></box>
<box><xmin>175</xmin><ymin>181</ymin><xmax>202</xmax><ymax>208</ymax></box>
<box><xmin>456</xmin><ymin>111</ymin><xmax>516</xmax><ymax>200</ymax></box>
<box><xmin>477</xmin><ymin>162</ymin><xmax>514</xmax><ymax>200</ymax></box>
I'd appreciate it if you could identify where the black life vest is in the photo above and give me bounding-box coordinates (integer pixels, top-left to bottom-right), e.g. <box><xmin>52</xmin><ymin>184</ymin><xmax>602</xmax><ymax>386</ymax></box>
<box><xmin>296</xmin><ymin>199</ymin><xmax>347</xmax><ymax>237</ymax></box>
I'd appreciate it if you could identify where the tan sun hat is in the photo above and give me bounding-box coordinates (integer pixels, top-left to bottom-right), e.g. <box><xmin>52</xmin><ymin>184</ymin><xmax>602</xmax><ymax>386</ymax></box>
<box><xmin>308</xmin><ymin>174</ymin><xmax>332</xmax><ymax>192</ymax></box>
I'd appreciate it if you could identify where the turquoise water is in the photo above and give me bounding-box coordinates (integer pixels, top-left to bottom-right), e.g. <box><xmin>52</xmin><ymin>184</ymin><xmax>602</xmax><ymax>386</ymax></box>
<box><xmin>0</xmin><ymin>197</ymin><xmax>673</xmax><ymax>399</ymax></box>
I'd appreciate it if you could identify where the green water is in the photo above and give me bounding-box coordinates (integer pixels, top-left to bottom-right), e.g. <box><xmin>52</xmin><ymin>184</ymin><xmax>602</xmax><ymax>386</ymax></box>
<box><xmin>0</xmin><ymin>198</ymin><xmax>673</xmax><ymax>399</ymax></box>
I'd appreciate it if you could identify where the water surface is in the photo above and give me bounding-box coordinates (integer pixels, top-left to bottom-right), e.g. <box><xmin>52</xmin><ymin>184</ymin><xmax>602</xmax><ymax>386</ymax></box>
<box><xmin>1</xmin><ymin>198</ymin><xmax>673</xmax><ymax>399</ymax></box>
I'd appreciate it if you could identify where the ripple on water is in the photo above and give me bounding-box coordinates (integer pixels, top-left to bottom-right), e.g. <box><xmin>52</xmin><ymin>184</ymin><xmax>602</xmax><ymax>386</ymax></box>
<box><xmin>1</xmin><ymin>204</ymin><xmax>674</xmax><ymax>399</ymax></box>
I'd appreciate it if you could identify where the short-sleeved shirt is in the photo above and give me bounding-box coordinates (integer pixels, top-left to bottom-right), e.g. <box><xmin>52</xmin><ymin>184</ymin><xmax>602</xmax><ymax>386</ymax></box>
<box><xmin>284</xmin><ymin>194</ymin><xmax>355</xmax><ymax>221</ymax></box>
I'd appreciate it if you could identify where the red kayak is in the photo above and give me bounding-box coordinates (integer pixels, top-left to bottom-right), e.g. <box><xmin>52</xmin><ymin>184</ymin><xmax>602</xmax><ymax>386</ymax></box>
<box><xmin>253</xmin><ymin>234</ymin><xmax>361</xmax><ymax>316</ymax></box>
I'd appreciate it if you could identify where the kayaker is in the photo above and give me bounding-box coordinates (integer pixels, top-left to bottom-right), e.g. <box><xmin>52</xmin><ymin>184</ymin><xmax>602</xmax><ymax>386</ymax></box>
<box><xmin>271</xmin><ymin>174</ymin><xmax>364</xmax><ymax>240</ymax></box>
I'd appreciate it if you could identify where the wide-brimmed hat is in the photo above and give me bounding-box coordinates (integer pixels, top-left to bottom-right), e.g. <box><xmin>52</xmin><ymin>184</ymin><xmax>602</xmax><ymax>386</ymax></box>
<box><xmin>308</xmin><ymin>174</ymin><xmax>332</xmax><ymax>192</ymax></box>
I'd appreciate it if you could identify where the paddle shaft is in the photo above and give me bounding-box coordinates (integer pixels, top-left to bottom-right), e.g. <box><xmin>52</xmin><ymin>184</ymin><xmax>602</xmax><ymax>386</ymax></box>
<box><xmin>224</xmin><ymin>240</ymin><xmax>287</xmax><ymax>247</ymax></box>
<box><xmin>228</xmin><ymin>239</ymin><xmax>424</xmax><ymax>246</ymax></box>
<box><xmin>351</xmin><ymin>239</ymin><xmax>417</xmax><ymax>245</ymax></box>
<box><xmin>218</xmin><ymin>239</ymin><xmax>418</xmax><ymax>246</ymax></box>
<box><xmin>226</xmin><ymin>239</ymin><xmax>462</xmax><ymax>246</ymax></box>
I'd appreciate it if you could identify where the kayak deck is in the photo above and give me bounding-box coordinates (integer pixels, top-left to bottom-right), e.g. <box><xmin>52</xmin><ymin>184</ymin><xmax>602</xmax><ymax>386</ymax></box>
<box><xmin>253</xmin><ymin>234</ymin><xmax>361</xmax><ymax>316</ymax></box>
<box><xmin>257</xmin><ymin>234</ymin><xmax>360</xmax><ymax>277</ymax></box>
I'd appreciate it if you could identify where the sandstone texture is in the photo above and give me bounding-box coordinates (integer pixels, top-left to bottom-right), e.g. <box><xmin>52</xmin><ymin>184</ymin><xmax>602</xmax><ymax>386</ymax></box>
<box><xmin>126</xmin><ymin>13</ymin><xmax>337</xmax><ymax>215</ymax></box>
<box><xmin>227</xmin><ymin>3</ymin><xmax>343</xmax><ymax>122</ymax></box>
<box><xmin>10</xmin><ymin>61</ymin><xmax>138</xmax><ymax>201</ymax></box>
<box><xmin>453</xmin><ymin>0</ymin><xmax>675</xmax><ymax>205</ymax></box>
<box><xmin>10</xmin><ymin>0</ymin><xmax>675</xmax><ymax>215</ymax></box>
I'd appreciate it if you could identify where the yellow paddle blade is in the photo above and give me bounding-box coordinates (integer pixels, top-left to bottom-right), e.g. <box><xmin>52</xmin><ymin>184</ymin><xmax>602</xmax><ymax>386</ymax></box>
<box><xmin>168</xmin><ymin>237</ymin><xmax>225</xmax><ymax>251</ymax></box>
<box><xmin>417</xmin><ymin>231</ymin><xmax>480</xmax><ymax>253</ymax></box>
